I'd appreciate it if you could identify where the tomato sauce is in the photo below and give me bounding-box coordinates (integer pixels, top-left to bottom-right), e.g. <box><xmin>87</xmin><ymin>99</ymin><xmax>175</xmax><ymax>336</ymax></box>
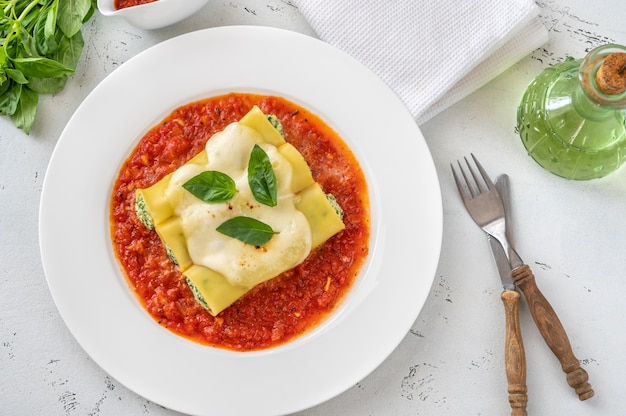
<box><xmin>110</xmin><ymin>93</ymin><xmax>369</xmax><ymax>351</ymax></box>
<box><xmin>114</xmin><ymin>0</ymin><xmax>157</xmax><ymax>10</ymax></box>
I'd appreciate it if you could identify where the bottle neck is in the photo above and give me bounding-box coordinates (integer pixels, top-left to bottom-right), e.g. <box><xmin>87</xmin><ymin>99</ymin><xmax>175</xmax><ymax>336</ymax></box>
<box><xmin>578</xmin><ymin>44</ymin><xmax>626</xmax><ymax>110</ymax></box>
<box><xmin>572</xmin><ymin>84</ymin><xmax>617</xmax><ymax>122</ymax></box>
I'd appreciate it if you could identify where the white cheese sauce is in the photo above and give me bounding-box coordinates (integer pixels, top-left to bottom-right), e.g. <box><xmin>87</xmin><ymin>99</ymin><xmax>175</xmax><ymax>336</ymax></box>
<box><xmin>165</xmin><ymin>122</ymin><xmax>312</xmax><ymax>287</ymax></box>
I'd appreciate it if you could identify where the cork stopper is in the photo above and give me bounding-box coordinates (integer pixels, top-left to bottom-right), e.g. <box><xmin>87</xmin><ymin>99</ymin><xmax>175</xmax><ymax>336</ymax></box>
<box><xmin>595</xmin><ymin>52</ymin><xmax>626</xmax><ymax>95</ymax></box>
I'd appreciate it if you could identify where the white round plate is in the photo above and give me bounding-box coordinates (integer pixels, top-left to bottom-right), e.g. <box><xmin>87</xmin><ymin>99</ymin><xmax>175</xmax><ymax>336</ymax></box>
<box><xmin>40</xmin><ymin>26</ymin><xmax>442</xmax><ymax>416</ymax></box>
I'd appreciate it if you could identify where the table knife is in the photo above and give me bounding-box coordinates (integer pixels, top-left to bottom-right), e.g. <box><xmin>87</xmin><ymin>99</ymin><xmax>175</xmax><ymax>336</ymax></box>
<box><xmin>489</xmin><ymin>175</ymin><xmax>527</xmax><ymax>416</ymax></box>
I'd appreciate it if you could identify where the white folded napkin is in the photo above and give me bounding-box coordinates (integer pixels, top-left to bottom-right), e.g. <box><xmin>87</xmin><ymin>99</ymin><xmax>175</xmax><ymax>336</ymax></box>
<box><xmin>294</xmin><ymin>0</ymin><xmax>548</xmax><ymax>125</ymax></box>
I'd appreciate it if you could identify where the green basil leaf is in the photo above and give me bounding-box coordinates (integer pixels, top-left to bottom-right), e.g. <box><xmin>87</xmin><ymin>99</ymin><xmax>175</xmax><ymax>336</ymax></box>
<box><xmin>11</xmin><ymin>86</ymin><xmax>38</xmax><ymax>134</ymax></box>
<box><xmin>83</xmin><ymin>0</ymin><xmax>97</xmax><ymax>23</ymax></box>
<box><xmin>6</xmin><ymin>69</ymin><xmax>28</xmax><ymax>84</ymax></box>
<box><xmin>183</xmin><ymin>171</ymin><xmax>237</xmax><ymax>203</ymax></box>
<box><xmin>0</xmin><ymin>80</ymin><xmax>10</xmax><ymax>96</ymax></box>
<box><xmin>19</xmin><ymin>7</ymin><xmax>40</xmax><ymax>29</ymax></box>
<box><xmin>55</xmin><ymin>31</ymin><xmax>84</xmax><ymax>69</ymax></box>
<box><xmin>45</xmin><ymin>2</ymin><xmax>58</xmax><ymax>39</ymax></box>
<box><xmin>34</xmin><ymin>5</ymin><xmax>58</xmax><ymax>56</ymax></box>
<box><xmin>8</xmin><ymin>31</ymin><xmax>32</xmax><ymax>60</ymax></box>
<box><xmin>12</xmin><ymin>56</ymin><xmax>74</xmax><ymax>78</ymax></box>
<box><xmin>0</xmin><ymin>82</ymin><xmax>22</xmax><ymax>115</ymax></box>
<box><xmin>0</xmin><ymin>48</ymin><xmax>8</xmax><ymax>67</ymax></box>
<box><xmin>216</xmin><ymin>216</ymin><xmax>278</xmax><ymax>246</ymax></box>
<box><xmin>27</xmin><ymin>75</ymin><xmax>68</xmax><ymax>94</ymax></box>
<box><xmin>248</xmin><ymin>144</ymin><xmax>278</xmax><ymax>207</ymax></box>
<box><xmin>57</xmin><ymin>0</ymin><xmax>92</xmax><ymax>37</ymax></box>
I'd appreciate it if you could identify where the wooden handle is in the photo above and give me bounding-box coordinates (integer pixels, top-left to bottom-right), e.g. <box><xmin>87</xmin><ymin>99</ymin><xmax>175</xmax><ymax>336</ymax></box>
<box><xmin>512</xmin><ymin>265</ymin><xmax>594</xmax><ymax>400</ymax></box>
<box><xmin>501</xmin><ymin>290</ymin><xmax>528</xmax><ymax>416</ymax></box>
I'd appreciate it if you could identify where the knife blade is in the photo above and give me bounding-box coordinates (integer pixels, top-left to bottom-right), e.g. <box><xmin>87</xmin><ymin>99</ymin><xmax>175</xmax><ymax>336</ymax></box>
<box><xmin>488</xmin><ymin>175</ymin><xmax>527</xmax><ymax>415</ymax></box>
<box><xmin>489</xmin><ymin>176</ymin><xmax>515</xmax><ymax>289</ymax></box>
<box><xmin>490</xmin><ymin>175</ymin><xmax>594</xmax><ymax>401</ymax></box>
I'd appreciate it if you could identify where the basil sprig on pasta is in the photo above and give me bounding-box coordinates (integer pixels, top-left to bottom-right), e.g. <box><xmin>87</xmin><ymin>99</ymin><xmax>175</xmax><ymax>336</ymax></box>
<box><xmin>182</xmin><ymin>145</ymin><xmax>279</xmax><ymax>245</ymax></box>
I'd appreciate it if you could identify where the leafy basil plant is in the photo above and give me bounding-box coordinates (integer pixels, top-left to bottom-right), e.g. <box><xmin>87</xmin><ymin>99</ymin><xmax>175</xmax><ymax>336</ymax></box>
<box><xmin>0</xmin><ymin>0</ymin><xmax>97</xmax><ymax>133</ymax></box>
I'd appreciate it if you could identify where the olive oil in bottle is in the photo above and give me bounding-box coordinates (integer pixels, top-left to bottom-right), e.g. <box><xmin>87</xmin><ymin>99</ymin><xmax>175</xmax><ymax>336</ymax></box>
<box><xmin>517</xmin><ymin>44</ymin><xmax>626</xmax><ymax>180</ymax></box>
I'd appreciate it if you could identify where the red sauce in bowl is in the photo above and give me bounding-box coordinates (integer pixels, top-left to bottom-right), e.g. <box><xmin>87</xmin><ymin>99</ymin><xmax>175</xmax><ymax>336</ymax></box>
<box><xmin>110</xmin><ymin>93</ymin><xmax>370</xmax><ymax>351</ymax></box>
<box><xmin>115</xmin><ymin>0</ymin><xmax>157</xmax><ymax>10</ymax></box>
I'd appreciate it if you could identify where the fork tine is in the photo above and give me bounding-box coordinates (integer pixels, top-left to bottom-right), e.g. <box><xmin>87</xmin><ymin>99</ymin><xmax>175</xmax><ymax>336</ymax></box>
<box><xmin>464</xmin><ymin>156</ymin><xmax>483</xmax><ymax>195</ymax></box>
<box><xmin>450</xmin><ymin>162</ymin><xmax>470</xmax><ymax>202</ymax></box>
<box><xmin>471</xmin><ymin>153</ymin><xmax>496</xmax><ymax>191</ymax></box>
<box><xmin>451</xmin><ymin>154</ymin><xmax>496</xmax><ymax>201</ymax></box>
<box><xmin>462</xmin><ymin>157</ymin><xmax>481</xmax><ymax>197</ymax></box>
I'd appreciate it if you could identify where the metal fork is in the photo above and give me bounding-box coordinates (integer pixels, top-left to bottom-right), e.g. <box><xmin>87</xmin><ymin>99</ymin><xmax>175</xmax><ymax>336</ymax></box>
<box><xmin>450</xmin><ymin>154</ymin><xmax>522</xmax><ymax>269</ymax></box>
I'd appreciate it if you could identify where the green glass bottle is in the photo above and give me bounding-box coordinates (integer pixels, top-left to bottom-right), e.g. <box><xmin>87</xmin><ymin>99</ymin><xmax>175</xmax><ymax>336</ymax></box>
<box><xmin>517</xmin><ymin>44</ymin><xmax>626</xmax><ymax>180</ymax></box>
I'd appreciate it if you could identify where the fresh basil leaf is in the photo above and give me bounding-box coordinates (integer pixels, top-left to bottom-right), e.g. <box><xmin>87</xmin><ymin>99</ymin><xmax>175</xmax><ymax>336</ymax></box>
<box><xmin>0</xmin><ymin>82</ymin><xmax>22</xmax><ymax>115</ymax></box>
<box><xmin>83</xmin><ymin>1</ymin><xmax>97</xmax><ymax>23</ymax></box>
<box><xmin>11</xmin><ymin>86</ymin><xmax>38</xmax><ymax>134</ymax></box>
<box><xmin>57</xmin><ymin>0</ymin><xmax>92</xmax><ymax>38</ymax></box>
<box><xmin>34</xmin><ymin>5</ymin><xmax>58</xmax><ymax>56</ymax></box>
<box><xmin>45</xmin><ymin>2</ymin><xmax>58</xmax><ymax>39</ymax></box>
<box><xmin>55</xmin><ymin>31</ymin><xmax>84</xmax><ymax>69</ymax></box>
<box><xmin>0</xmin><ymin>80</ymin><xmax>10</xmax><ymax>97</ymax></box>
<box><xmin>183</xmin><ymin>171</ymin><xmax>237</xmax><ymax>203</ymax></box>
<box><xmin>27</xmin><ymin>75</ymin><xmax>68</xmax><ymax>94</ymax></box>
<box><xmin>0</xmin><ymin>48</ymin><xmax>8</xmax><ymax>67</ymax></box>
<box><xmin>34</xmin><ymin>28</ymin><xmax>58</xmax><ymax>57</ymax></box>
<box><xmin>15</xmin><ymin>28</ymin><xmax>37</xmax><ymax>58</ymax></box>
<box><xmin>20</xmin><ymin>6</ymin><xmax>40</xmax><ymax>29</ymax></box>
<box><xmin>216</xmin><ymin>216</ymin><xmax>278</xmax><ymax>246</ymax></box>
<box><xmin>6</xmin><ymin>69</ymin><xmax>28</xmax><ymax>84</ymax></box>
<box><xmin>12</xmin><ymin>57</ymin><xmax>74</xmax><ymax>78</ymax></box>
<box><xmin>248</xmin><ymin>144</ymin><xmax>278</xmax><ymax>207</ymax></box>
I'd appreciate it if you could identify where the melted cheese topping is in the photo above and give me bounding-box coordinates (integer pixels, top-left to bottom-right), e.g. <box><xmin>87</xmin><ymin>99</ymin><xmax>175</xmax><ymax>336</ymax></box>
<box><xmin>164</xmin><ymin>123</ymin><xmax>312</xmax><ymax>287</ymax></box>
<box><xmin>135</xmin><ymin>106</ymin><xmax>346</xmax><ymax>315</ymax></box>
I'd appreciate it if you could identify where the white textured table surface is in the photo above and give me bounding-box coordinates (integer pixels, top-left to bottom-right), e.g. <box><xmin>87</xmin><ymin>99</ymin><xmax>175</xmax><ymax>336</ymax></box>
<box><xmin>2</xmin><ymin>1</ymin><xmax>625</xmax><ymax>415</ymax></box>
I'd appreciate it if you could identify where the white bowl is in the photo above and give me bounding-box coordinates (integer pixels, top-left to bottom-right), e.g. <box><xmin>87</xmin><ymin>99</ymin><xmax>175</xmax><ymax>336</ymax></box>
<box><xmin>97</xmin><ymin>0</ymin><xmax>209</xmax><ymax>30</ymax></box>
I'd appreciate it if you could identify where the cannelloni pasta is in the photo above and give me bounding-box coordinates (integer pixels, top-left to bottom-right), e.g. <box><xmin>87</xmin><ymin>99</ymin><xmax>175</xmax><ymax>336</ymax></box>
<box><xmin>135</xmin><ymin>106</ymin><xmax>345</xmax><ymax>315</ymax></box>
